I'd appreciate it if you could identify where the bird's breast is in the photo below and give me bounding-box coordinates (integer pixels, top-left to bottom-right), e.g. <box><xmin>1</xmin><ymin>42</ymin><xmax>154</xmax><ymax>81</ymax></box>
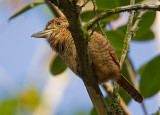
<box><xmin>50</xmin><ymin>30</ymin><xmax>121</xmax><ymax>84</ymax></box>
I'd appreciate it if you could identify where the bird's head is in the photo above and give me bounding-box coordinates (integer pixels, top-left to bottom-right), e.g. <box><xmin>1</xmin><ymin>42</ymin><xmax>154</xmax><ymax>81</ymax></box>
<box><xmin>31</xmin><ymin>17</ymin><xmax>69</xmax><ymax>39</ymax></box>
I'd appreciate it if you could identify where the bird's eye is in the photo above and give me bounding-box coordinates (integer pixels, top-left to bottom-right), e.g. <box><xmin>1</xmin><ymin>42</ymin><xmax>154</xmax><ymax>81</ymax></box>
<box><xmin>57</xmin><ymin>22</ymin><xmax>61</xmax><ymax>26</ymax></box>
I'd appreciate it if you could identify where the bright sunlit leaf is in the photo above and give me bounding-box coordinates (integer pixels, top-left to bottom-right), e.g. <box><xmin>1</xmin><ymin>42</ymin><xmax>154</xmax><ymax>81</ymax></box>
<box><xmin>9</xmin><ymin>1</ymin><xmax>44</xmax><ymax>20</ymax></box>
<box><xmin>19</xmin><ymin>88</ymin><xmax>39</xmax><ymax>110</ymax></box>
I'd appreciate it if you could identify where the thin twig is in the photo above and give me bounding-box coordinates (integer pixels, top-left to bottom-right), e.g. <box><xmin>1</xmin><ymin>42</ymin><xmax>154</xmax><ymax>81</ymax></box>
<box><xmin>132</xmin><ymin>10</ymin><xmax>147</xmax><ymax>32</ymax></box>
<box><xmin>98</xmin><ymin>22</ymin><xmax>106</xmax><ymax>37</ymax></box>
<box><xmin>130</xmin><ymin>0</ymin><xmax>135</xmax><ymax>5</ymax></box>
<box><xmin>84</xmin><ymin>4</ymin><xmax>160</xmax><ymax>30</ymax></box>
<box><xmin>110</xmin><ymin>1</ymin><xmax>137</xmax><ymax>113</ymax></box>
<box><xmin>114</xmin><ymin>0</ymin><xmax>134</xmax><ymax>114</ymax></box>
<box><xmin>45</xmin><ymin>0</ymin><xmax>64</xmax><ymax>17</ymax></box>
<box><xmin>142</xmin><ymin>102</ymin><xmax>148</xmax><ymax>115</ymax></box>
<box><xmin>80</xmin><ymin>0</ymin><xmax>90</xmax><ymax>9</ymax></box>
<box><xmin>102</xmin><ymin>83</ymin><xmax>131</xmax><ymax>115</ymax></box>
<box><xmin>120</xmin><ymin>0</ymin><xmax>135</xmax><ymax>67</ymax></box>
<box><xmin>110</xmin><ymin>82</ymin><xmax>123</xmax><ymax>115</ymax></box>
<box><xmin>91</xmin><ymin>0</ymin><xmax>106</xmax><ymax>37</ymax></box>
<box><xmin>132</xmin><ymin>10</ymin><xmax>149</xmax><ymax>115</ymax></box>
<box><xmin>121</xmin><ymin>2</ymin><xmax>148</xmax><ymax>114</ymax></box>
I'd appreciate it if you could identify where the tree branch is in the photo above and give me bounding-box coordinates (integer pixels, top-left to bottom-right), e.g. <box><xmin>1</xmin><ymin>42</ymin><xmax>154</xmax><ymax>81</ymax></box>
<box><xmin>103</xmin><ymin>83</ymin><xmax>131</xmax><ymax>115</ymax></box>
<box><xmin>84</xmin><ymin>4</ymin><xmax>160</xmax><ymax>30</ymax></box>
<box><xmin>120</xmin><ymin>0</ymin><xmax>135</xmax><ymax>68</ymax></box>
<box><xmin>110</xmin><ymin>1</ymin><xmax>135</xmax><ymax>114</ymax></box>
<box><xmin>45</xmin><ymin>0</ymin><xmax>64</xmax><ymax>17</ymax></box>
<box><xmin>119</xmin><ymin>2</ymin><xmax>148</xmax><ymax>115</ymax></box>
<box><xmin>91</xmin><ymin>0</ymin><xmax>106</xmax><ymax>37</ymax></box>
<box><xmin>50</xmin><ymin>0</ymin><xmax>109</xmax><ymax>114</ymax></box>
<box><xmin>80</xmin><ymin>0</ymin><xmax>90</xmax><ymax>9</ymax></box>
<box><xmin>132</xmin><ymin>10</ymin><xmax>147</xmax><ymax>33</ymax></box>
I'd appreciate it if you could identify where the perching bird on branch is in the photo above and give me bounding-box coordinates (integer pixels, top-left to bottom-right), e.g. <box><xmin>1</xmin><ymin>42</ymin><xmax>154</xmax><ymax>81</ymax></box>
<box><xmin>32</xmin><ymin>17</ymin><xmax>143</xmax><ymax>103</ymax></box>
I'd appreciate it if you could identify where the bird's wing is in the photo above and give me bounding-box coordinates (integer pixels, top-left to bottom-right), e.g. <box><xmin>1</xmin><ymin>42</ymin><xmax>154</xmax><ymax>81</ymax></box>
<box><xmin>108</xmin><ymin>46</ymin><xmax>120</xmax><ymax>68</ymax></box>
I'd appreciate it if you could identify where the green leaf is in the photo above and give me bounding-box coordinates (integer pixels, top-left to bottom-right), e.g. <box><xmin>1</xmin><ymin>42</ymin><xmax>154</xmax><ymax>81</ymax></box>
<box><xmin>137</xmin><ymin>63</ymin><xmax>147</xmax><ymax>75</ymax></box>
<box><xmin>96</xmin><ymin>0</ymin><xmax>143</xmax><ymax>9</ymax></box>
<box><xmin>133</xmin><ymin>12</ymin><xmax>156</xmax><ymax>41</ymax></box>
<box><xmin>105</xmin><ymin>26</ymin><xmax>126</xmax><ymax>58</ymax></box>
<box><xmin>80</xmin><ymin>9</ymin><xmax>119</xmax><ymax>23</ymax></box>
<box><xmin>135</xmin><ymin>0</ymin><xmax>144</xmax><ymax>3</ymax></box>
<box><xmin>50</xmin><ymin>55</ymin><xmax>67</xmax><ymax>76</ymax></box>
<box><xmin>119</xmin><ymin>86</ymin><xmax>131</xmax><ymax>105</ymax></box>
<box><xmin>9</xmin><ymin>1</ymin><xmax>44</xmax><ymax>20</ymax></box>
<box><xmin>139</xmin><ymin>55</ymin><xmax>160</xmax><ymax>98</ymax></box>
<box><xmin>134</xmin><ymin>29</ymin><xmax>154</xmax><ymax>41</ymax></box>
<box><xmin>106</xmin><ymin>26</ymin><xmax>126</xmax><ymax>48</ymax></box>
<box><xmin>119</xmin><ymin>0</ymin><xmax>143</xmax><ymax>6</ymax></box>
<box><xmin>96</xmin><ymin>0</ymin><xmax>119</xmax><ymax>9</ymax></box>
<box><xmin>0</xmin><ymin>99</ymin><xmax>18</xmax><ymax>115</ymax></box>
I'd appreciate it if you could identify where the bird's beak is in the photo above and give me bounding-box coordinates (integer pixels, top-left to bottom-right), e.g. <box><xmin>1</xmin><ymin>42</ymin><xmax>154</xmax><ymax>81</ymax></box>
<box><xmin>31</xmin><ymin>29</ymin><xmax>53</xmax><ymax>38</ymax></box>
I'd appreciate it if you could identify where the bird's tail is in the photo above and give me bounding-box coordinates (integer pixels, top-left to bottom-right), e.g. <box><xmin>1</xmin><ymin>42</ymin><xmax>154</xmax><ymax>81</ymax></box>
<box><xmin>117</xmin><ymin>74</ymin><xmax>143</xmax><ymax>103</ymax></box>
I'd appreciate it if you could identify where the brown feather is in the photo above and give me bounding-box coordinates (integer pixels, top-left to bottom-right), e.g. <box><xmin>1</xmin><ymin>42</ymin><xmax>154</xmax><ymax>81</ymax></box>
<box><xmin>117</xmin><ymin>74</ymin><xmax>143</xmax><ymax>103</ymax></box>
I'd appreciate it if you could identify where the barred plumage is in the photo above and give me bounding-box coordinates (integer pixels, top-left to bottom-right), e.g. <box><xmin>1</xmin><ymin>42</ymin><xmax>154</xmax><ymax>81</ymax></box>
<box><xmin>32</xmin><ymin>17</ymin><xmax>143</xmax><ymax>103</ymax></box>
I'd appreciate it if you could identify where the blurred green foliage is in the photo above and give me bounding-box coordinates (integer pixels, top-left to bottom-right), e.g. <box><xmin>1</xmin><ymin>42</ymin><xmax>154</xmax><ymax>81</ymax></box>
<box><xmin>139</xmin><ymin>55</ymin><xmax>160</xmax><ymax>98</ymax></box>
<box><xmin>0</xmin><ymin>100</ymin><xmax>17</xmax><ymax>115</ymax></box>
<box><xmin>75</xmin><ymin>112</ymin><xmax>89</xmax><ymax>115</ymax></box>
<box><xmin>152</xmin><ymin>107</ymin><xmax>160</xmax><ymax>115</ymax></box>
<box><xmin>19</xmin><ymin>88</ymin><xmax>39</xmax><ymax>110</ymax></box>
<box><xmin>0</xmin><ymin>88</ymin><xmax>39</xmax><ymax>115</ymax></box>
<box><xmin>9</xmin><ymin>1</ymin><xmax>44</xmax><ymax>20</ymax></box>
